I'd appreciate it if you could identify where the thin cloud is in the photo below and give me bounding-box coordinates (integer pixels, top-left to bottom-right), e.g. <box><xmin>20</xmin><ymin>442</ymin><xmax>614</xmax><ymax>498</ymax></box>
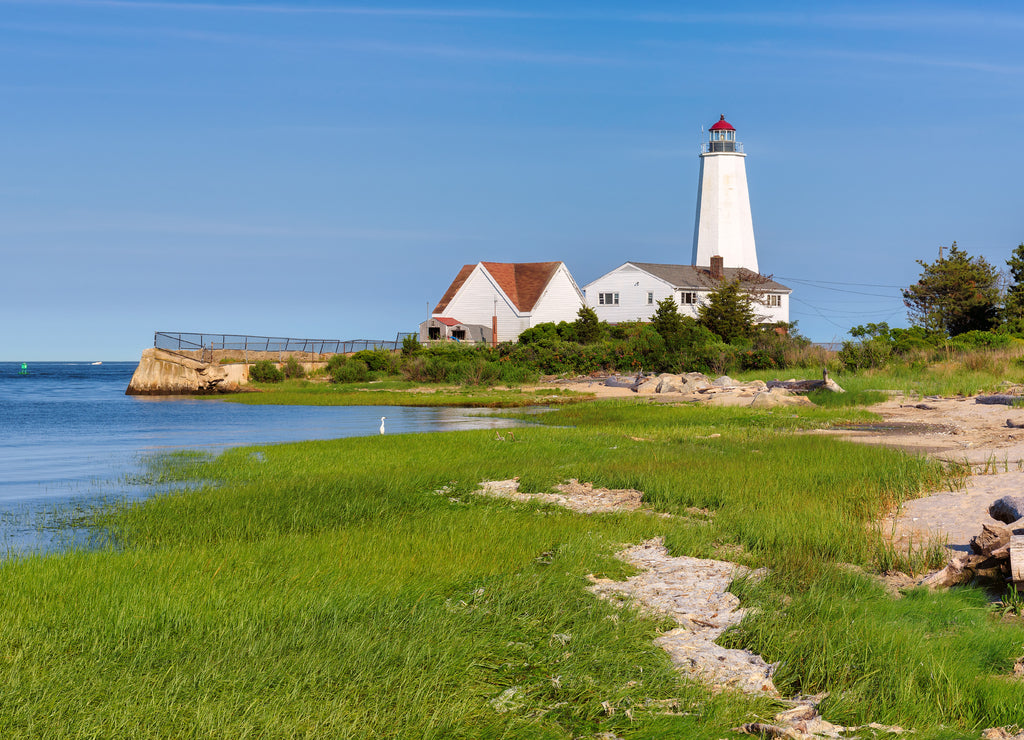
<box><xmin>2</xmin><ymin>2</ymin><xmax>1023</xmax><ymax>33</ymax></box>
<box><xmin>656</xmin><ymin>39</ymin><xmax>1024</xmax><ymax>77</ymax></box>
<box><xmin>4</xmin><ymin>213</ymin><xmax>478</xmax><ymax>241</ymax></box>
<box><xmin>0</xmin><ymin>0</ymin><xmax>554</xmax><ymax>18</ymax></box>
<box><xmin>0</xmin><ymin>18</ymin><xmax>629</xmax><ymax>66</ymax></box>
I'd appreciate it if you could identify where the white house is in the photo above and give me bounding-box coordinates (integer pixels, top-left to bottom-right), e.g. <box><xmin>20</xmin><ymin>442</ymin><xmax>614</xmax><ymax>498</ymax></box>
<box><xmin>424</xmin><ymin>261</ymin><xmax>585</xmax><ymax>344</ymax></box>
<box><xmin>583</xmin><ymin>258</ymin><xmax>791</xmax><ymax>325</ymax></box>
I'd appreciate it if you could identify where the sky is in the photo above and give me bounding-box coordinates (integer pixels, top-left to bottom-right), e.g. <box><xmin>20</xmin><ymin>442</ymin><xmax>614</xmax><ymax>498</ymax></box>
<box><xmin>1</xmin><ymin>1</ymin><xmax>1022</xmax><ymax>360</ymax></box>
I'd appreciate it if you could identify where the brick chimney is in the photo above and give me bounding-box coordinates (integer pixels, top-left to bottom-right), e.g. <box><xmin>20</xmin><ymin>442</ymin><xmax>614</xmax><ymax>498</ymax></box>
<box><xmin>710</xmin><ymin>255</ymin><xmax>724</xmax><ymax>280</ymax></box>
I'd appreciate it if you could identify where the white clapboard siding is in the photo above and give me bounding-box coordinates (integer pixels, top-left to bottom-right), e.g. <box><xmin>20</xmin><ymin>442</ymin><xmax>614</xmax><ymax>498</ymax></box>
<box><xmin>442</xmin><ymin>268</ymin><xmax>525</xmax><ymax>342</ymax></box>
<box><xmin>583</xmin><ymin>263</ymin><xmax>676</xmax><ymax>323</ymax></box>
<box><xmin>531</xmin><ymin>265</ymin><xmax>586</xmax><ymax>325</ymax></box>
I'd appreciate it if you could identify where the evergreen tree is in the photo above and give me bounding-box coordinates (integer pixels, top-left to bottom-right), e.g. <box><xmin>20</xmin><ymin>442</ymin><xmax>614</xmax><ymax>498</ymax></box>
<box><xmin>698</xmin><ymin>279</ymin><xmax>756</xmax><ymax>343</ymax></box>
<box><xmin>1004</xmin><ymin>243</ymin><xmax>1024</xmax><ymax>326</ymax></box>
<box><xmin>573</xmin><ymin>305</ymin><xmax>604</xmax><ymax>344</ymax></box>
<box><xmin>902</xmin><ymin>242</ymin><xmax>999</xmax><ymax>336</ymax></box>
<box><xmin>650</xmin><ymin>296</ymin><xmax>686</xmax><ymax>352</ymax></box>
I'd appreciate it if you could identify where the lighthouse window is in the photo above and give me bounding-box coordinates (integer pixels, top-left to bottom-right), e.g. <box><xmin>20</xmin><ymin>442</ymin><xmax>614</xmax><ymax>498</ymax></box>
<box><xmin>599</xmin><ymin>292</ymin><xmax>619</xmax><ymax>306</ymax></box>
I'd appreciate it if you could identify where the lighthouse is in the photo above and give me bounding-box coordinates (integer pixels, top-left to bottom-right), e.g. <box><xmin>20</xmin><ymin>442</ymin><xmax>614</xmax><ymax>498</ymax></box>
<box><xmin>691</xmin><ymin>115</ymin><xmax>759</xmax><ymax>273</ymax></box>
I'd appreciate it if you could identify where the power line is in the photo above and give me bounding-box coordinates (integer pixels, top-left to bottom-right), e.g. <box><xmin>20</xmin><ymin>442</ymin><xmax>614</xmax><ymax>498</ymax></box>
<box><xmin>790</xmin><ymin>297</ymin><xmax>905</xmax><ymax>330</ymax></box>
<box><xmin>774</xmin><ymin>275</ymin><xmax>905</xmax><ymax>289</ymax></box>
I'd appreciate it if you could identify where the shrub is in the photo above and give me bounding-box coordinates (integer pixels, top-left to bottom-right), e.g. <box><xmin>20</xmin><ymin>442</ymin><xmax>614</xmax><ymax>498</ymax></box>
<box><xmin>402</xmin><ymin>334</ymin><xmax>421</xmax><ymax>356</ymax></box>
<box><xmin>331</xmin><ymin>359</ymin><xmax>369</xmax><ymax>384</ymax></box>
<box><xmin>517</xmin><ymin>323</ymin><xmax>561</xmax><ymax>345</ymax></box>
<box><xmin>283</xmin><ymin>355</ymin><xmax>305</xmax><ymax>379</ymax></box>
<box><xmin>945</xmin><ymin>330</ymin><xmax>1015</xmax><ymax>352</ymax></box>
<box><xmin>249</xmin><ymin>360</ymin><xmax>284</xmax><ymax>383</ymax></box>
<box><xmin>351</xmin><ymin>349</ymin><xmax>399</xmax><ymax>374</ymax></box>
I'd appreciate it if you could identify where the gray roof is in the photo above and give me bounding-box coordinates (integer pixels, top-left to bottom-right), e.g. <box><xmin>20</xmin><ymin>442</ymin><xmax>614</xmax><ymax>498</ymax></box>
<box><xmin>628</xmin><ymin>262</ymin><xmax>791</xmax><ymax>293</ymax></box>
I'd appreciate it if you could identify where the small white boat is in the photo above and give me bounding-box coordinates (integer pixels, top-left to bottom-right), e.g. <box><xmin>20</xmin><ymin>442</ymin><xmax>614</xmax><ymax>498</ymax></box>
<box><xmin>91</xmin><ymin>361</ymin><xmax>103</xmax><ymax>365</ymax></box>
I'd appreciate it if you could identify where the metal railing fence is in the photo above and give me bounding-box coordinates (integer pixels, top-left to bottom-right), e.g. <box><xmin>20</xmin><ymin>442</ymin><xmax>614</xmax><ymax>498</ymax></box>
<box><xmin>155</xmin><ymin>332</ymin><xmax>414</xmax><ymax>358</ymax></box>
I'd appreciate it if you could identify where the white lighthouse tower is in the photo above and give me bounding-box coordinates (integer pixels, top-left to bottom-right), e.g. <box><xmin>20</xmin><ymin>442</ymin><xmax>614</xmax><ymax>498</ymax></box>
<box><xmin>691</xmin><ymin>115</ymin><xmax>758</xmax><ymax>273</ymax></box>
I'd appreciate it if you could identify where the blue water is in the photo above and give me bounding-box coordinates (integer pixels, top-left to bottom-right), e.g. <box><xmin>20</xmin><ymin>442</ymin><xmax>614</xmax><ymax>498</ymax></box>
<box><xmin>0</xmin><ymin>361</ymin><xmax>527</xmax><ymax>555</ymax></box>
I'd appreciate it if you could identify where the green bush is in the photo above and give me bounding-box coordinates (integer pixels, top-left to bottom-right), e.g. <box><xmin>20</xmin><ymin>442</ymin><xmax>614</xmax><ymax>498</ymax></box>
<box><xmin>945</xmin><ymin>330</ymin><xmax>1015</xmax><ymax>351</ymax></box>
<box><xmin>327</xmin><ymin>355</ymin><xmax>369</xmax><ymax>383</ymax></box>
<box><xmin>336</xmin><ymin>359</ymin><xmax>369</xmax><ymax>383</ymax></box>
<box><xmin>517</xmin><ymin>323</ymin><xmax>561</xmax><ymax>345</ymax></box>
<box><xmin>249</xmin><ymin>360</ymin><xmax>284</xmax><ymax>383</ymax></box>
<box><xmin>402</xmin><ymin>334</ymin><xmax>421</xmax><ymax>356</ymax></box>
<box><xmin>283</xmin><ymin>356</ymin><xmax>305</xmax><ymax>379</ymax></box>
<box><xmin>351</xmin><ymin>349</ymin><xmax>399</xmax><ymax>373</ymax></box>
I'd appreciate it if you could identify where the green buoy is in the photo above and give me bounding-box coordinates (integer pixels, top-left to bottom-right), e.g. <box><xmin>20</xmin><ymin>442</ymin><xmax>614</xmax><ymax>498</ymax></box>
<box><xmin>18</xmin><ymin>362</ymin><xmax>28</xmax><ymax>375</ymax></box>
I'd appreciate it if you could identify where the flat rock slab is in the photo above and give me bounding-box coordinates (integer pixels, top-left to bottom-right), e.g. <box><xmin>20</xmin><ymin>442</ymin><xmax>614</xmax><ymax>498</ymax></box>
<box><xmin>588</xmin><ymin>538</ymin><xmax>778</xmax><ymax>696</ymax></box>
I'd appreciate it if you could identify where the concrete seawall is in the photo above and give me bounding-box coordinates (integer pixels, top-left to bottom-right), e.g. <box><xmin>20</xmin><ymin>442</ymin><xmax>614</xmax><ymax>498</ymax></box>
<box><xmin>125</xmin><ymin>348</ymin><xmax>326</xmax><ymax>395</ymax></box>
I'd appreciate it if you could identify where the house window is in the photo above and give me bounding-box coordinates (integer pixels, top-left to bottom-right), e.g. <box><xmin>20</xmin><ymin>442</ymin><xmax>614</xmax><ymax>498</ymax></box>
<box><xmin>679</xmin><ymin>292</ymin><xmax>697</xmax><ymax>305</ymax></box>
<box><xmin>767</xmin><ymin>294</ymin><xmax>782</xmax><ymax>307</ymax></box>
<box><xmin>451</xmin><ymin>329</ymin><xmax>466</xmax><ymax>340</ymax></box>
<box><xmin>647</xmin><ymin>292</ymin><xmax>654</xmax><ymax>305</ymax></box>
<box><xmin>428</xmin><ymin>327</ymin><xmax>441</xmax><ymax>340</ymax></box>
<box><xmin>599</xmin><ymin>292</ymin><xmax>619</xmax><ymax>306</ymax></box>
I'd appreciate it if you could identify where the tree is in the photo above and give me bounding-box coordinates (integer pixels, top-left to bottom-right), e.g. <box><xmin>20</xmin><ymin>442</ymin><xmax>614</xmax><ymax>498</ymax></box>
<box><xmin>902</xmin><ymin>242</ymin><xmax>999</xmax><ymax>336</ymax></box>
<box><xmin>650</xmin><ymin>296</ymin><xmax>686</xmax><ymax>352</ymax></box>
<box><xmin>573</xmin><ymin>305</ymin><xmax>604</xmax><ymax>344</ymax></box>
<box><xmin>698</xmin><ymin>279</ymin><xmax>756</xmax><ymax>343</ymax></box>
<box><xmin>1004</xmin><ymin>243</ymin><xmax>1024</xmax><ymax>326</ymax></box>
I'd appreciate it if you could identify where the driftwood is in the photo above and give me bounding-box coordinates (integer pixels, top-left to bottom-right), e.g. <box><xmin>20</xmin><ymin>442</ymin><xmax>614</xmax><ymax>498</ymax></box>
<box><xmin>976</xmin><ymin>395</ymin><xmax>1021</xmax><ymax>406</ymax></box>
<box><xmin>766</xmin><ymin>369</ymin><xmax>845</xmax><ymax>394</ymax></box>
<box><xmin>926</xmin><ymin>518</ymin><xmax>1024</xmax><ymax>589</ymax></box>
<box><xmin>972</xmin><ymin>523</ymin><xmax>1012</xmax><ymax>556</ymax></box>
<box><xmin>1013</xmin><ymin>536</ymin><xmax>1024</xmax><ymax>584</ymax></box>
<box><xmin>1008</xmin><ymin>419</ymin><xmax>1024</xmax><ymax>429</ymax></box>
<box><xmin>923</xmin><ymin>553</ymin><xmax>1009</xmax><ymax>589</ymax></box>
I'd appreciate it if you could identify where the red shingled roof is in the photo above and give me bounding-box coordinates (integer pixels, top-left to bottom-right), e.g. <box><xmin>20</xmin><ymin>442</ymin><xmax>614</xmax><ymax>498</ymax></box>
<box><xmin>432</xmin><ymin>264</ymin><xmax>475</xmax><ymax>315</ymax></box>
<box><xmin>709</xmin><ymin>115</ymin><xmax>735</xmax><ymax>131</ymax></box>
<box><xmin>433</xmin><ymin>262</ymin><xmax>562</xmax><ymax>314</ymax></box>
<box><xmin>435</xmin><ymin>317</ymin><xmax>461</xmax><ymax>327</ymax></box>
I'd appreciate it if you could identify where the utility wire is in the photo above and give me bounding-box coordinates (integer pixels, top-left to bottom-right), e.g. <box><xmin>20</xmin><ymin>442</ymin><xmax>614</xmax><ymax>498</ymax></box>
<box><xmin>774</xmin><ymin>275</ymin><xmax>906</xmax><ymax>289</ymax></box>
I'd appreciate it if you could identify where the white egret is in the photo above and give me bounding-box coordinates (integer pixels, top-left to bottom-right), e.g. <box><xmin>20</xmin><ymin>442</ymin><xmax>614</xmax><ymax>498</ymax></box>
<box><xmin>379</xmin><ymin>416</ymin><xmax>387</xmax><ymax>435</ymax></box>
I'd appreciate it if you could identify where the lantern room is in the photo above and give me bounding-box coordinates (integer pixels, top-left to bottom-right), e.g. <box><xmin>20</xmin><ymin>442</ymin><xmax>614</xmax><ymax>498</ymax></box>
<box><xmin>707</xmin><ymin>115</ymin><xmax>737</xmax><ymax>153</ymax></box>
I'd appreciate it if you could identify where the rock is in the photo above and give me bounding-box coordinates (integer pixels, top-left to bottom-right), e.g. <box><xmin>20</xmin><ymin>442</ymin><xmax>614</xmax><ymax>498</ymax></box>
<box><xmin>126</xmin><ymin>347</ymin><xmax>233</xmax><ymax>395</ymax></box>
<box><xmin>991</xmin><ymin>496</ymin><xmax>1024</xmax><ymax>524</ymax></box>
<box><xmin>712</xmin><ymin>375</ymin><xmax>738</xmax><ymax>388</ymax></box>
<box><xmin>707</xmin><ymin>394</ymin><xmax>758</xmax><ymax>408</ymax></box>
<box><xmin>655</xmin><ymin>374</ymin><xmax>683</xmax><ymax>393</ymax></box>
<box><xmin>749</xmin><ymin>392</ymin><xmax>787</xmax><ymax>409</ymax></box>
<box><xmin>634</xmin><ymin>378</ymin><xmax>660</xmax><ymax>395</ymax></box>
<box><xmin>589</xmin><ymin>538</ymin><xmax>778</xmax><ymax>697</ymax></box>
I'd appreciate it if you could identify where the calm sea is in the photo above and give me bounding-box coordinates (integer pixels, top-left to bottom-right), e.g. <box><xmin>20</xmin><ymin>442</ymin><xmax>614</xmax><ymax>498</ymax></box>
<box><xmin>0</xmin><ymin>361</ymin><xmax>524</xmax><ymax>555</ymax></box>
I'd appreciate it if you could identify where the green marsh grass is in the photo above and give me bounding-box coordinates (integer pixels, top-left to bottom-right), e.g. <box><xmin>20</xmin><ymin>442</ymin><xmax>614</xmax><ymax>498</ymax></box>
<box><xmin>226</xmin><ymin>379</ymin><xmax>590</xmax><ymax>408</ymax></box>
<box><xmin>2</xmin><ymin>401</ymin><xmax>1022</xmax><ymax>737</ymax></box>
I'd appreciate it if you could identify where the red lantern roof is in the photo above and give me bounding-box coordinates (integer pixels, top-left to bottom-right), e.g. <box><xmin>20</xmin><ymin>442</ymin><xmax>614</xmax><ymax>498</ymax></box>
<box><xmin>708</xmin><ymin>115</ymin><xmax>735</xmax><ymax>131</ymax></box>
